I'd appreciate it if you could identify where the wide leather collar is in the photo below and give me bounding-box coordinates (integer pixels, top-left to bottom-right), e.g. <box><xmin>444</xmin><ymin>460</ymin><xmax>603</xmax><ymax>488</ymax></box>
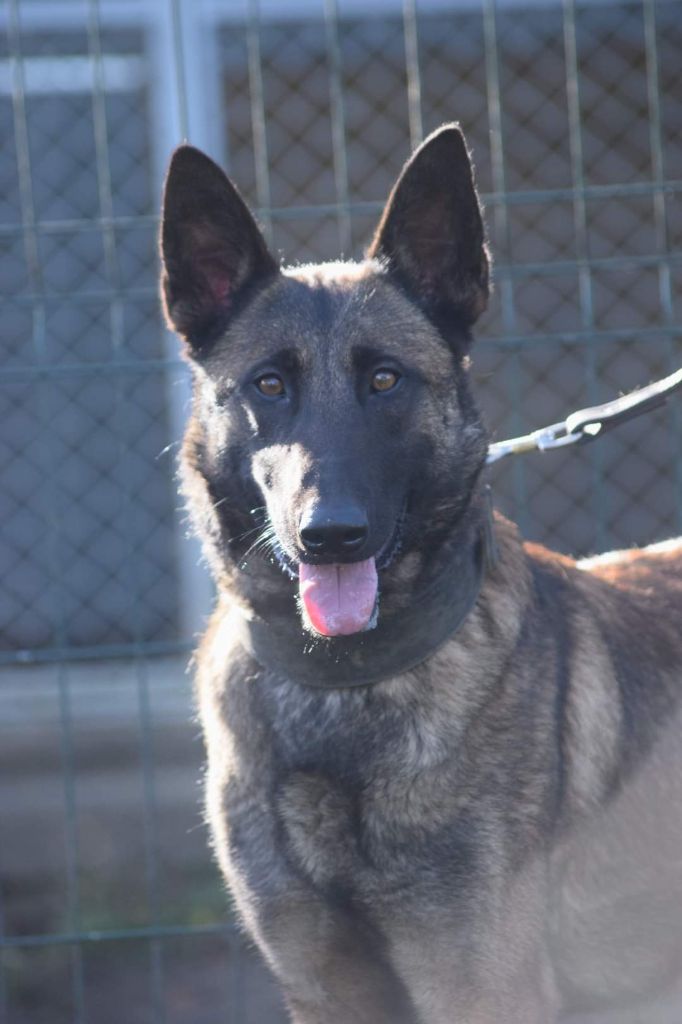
<box><xmin>233</xmin><ymin>496</ymin><xmax>496</xmax><ymax>690</ymax></box>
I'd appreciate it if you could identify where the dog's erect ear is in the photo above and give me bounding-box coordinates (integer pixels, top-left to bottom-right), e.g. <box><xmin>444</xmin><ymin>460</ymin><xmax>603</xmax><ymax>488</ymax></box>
<box><xmin>160</xmin><ymin>145</ymin><xmax>278</xmax><ymax>352</ymax></box>
<box><xmin>368</xmin><ymin>124</ymin><xmax>489</xmax><ymax>332</ymax></box>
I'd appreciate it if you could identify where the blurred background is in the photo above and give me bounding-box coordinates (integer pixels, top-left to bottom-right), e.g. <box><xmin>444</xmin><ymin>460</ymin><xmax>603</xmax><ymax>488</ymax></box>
<box><xmin>0</xmin><ymin>0</ymin><xmax>680</xmax><ymax>1021</ymax></box>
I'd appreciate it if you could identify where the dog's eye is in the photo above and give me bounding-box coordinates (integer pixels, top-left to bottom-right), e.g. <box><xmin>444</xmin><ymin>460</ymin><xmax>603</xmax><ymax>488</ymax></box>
<box><xmin>255</xmin><ymin>374</ymin><xmax>285</xmax><ymax>398</ymax></box>
<box><xmin>371</xmin><ymin>369</ymin><xmax>400</xmax><ymax>393</ymax></box>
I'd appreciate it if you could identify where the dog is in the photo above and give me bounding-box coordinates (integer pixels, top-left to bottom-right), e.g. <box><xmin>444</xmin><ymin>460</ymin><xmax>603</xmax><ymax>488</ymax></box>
<box><xmin>160</xmin><ymin>125</ymin><xmax>682</xmax><ymax>1023</ymax></box>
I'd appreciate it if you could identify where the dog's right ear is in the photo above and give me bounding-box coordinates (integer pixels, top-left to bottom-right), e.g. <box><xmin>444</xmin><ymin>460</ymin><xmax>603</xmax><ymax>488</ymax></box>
<box><xmin>160</xmin><ymin>146</ymin><xmax>278</xmax><ymax>353</ymax></box>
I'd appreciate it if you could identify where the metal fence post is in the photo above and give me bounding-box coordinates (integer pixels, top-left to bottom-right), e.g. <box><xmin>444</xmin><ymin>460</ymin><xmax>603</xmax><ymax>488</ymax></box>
<box><xmin>147</xmin><ymin>0</ymin><xmax>223</xmax><ymax>643</ymax></box>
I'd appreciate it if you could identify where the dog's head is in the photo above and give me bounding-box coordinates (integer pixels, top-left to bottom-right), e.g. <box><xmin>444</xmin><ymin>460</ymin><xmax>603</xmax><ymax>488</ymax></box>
<box><xmin>160</xmin><ymin>125</ymin><xmax>490</xmax><ymax>637</ymax></box>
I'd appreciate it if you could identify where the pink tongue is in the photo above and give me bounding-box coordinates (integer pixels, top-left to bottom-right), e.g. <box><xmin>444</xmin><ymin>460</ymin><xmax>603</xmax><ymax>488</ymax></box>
<box><xmin>299</xmin><ymin>559</ymin><xmax>378</xmax><ymax>637</ymax></box>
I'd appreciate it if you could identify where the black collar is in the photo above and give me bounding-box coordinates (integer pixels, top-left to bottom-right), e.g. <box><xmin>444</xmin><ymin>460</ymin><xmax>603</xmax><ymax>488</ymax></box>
<box><xmin>234</xmin><ymin>497</ymin><xmax>496</xmax><ymax>690</ymax></box>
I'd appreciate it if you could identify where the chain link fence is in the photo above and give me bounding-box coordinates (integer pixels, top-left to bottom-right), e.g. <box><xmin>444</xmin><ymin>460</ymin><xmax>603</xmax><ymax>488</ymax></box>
<box><xmin>1</xmin><ymin>0</ymin><xmax>680</xmax><ymax>1021</ymax></box>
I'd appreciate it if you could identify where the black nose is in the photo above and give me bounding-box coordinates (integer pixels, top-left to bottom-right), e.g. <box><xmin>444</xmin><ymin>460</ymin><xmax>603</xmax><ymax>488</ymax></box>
<box><xmin>299</xmin><ymin>504</ymin><xmax>369</xmax><ymax>559</ymax></box>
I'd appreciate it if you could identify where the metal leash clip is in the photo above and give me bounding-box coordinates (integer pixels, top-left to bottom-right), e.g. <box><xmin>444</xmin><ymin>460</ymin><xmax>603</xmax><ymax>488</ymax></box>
<box><xmin>487</xmin><ymin>365</ymin><xmax>682</xmax><ymax>466</ymax></box>
<box><xmin>486</xmin><ymin>419</ymin><xmax>584</xmax><ymax>464</ymax></box>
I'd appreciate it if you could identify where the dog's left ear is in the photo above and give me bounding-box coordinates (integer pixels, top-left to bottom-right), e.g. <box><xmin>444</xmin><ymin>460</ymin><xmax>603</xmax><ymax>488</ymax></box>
<box><xmin>368</xmin><ymin>124</ymin><xmax>489</xmax><ymax>333</ymax></box>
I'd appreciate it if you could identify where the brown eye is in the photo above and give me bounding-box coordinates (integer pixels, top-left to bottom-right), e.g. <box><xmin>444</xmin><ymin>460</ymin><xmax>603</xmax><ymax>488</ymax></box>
<box><xmin>371</xmin><ymin>368</ymin><xmax>400</xmax><ymax>393</ymax></box>
<box><xmin>255</xmin><ymin>373</ymin><xmax>285</xmax><ymax>398</ymax></box>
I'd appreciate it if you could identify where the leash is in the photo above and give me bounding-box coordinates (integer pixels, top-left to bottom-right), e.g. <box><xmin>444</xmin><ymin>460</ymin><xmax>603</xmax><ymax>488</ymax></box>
<box><xmin>486</xmin><ymin>365</ymin><xmax>682</xmax><ymax>466</ymax></box>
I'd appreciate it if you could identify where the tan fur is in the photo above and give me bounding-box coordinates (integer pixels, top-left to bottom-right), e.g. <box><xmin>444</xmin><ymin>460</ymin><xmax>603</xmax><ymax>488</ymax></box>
<box><xmin>195</xmin><ymin>515</ymin><xmax>682</xmax><ymax>1022</ymax></box>
<box><xmin>162</xmin><ymin>131</ymin><xmax>682</xmax><ymax>1023</ymax></box>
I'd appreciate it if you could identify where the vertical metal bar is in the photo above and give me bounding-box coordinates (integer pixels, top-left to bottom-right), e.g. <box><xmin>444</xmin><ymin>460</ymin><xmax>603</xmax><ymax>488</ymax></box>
<box><xmin>135</xmin><ymin>657</ymin><xmax>168</xmax><ymax>1024</ymax></box>
<box><xmin>482</xmin><ymin>0</ymin><xmax>514</xmax><ymax>331</ymax></box>
<box><xmin>6</xmin><ymin>0</ymin><xmax>43</xmax><ymax>326</ymax></box>
<box><xmin>168</xmin><ymin>0</ymin><xmax>225</xmax><ymax>158</ymax></box>
<box><xmin>86</xmin><ymin>0</ymin><xmax>124</xmax><ymax>352</ymax></box>
<box><xmin>642</xmin><ymin>0</ymin><xmax>682</xmax><ymax>530</ymax></box>
<box><xmin>246</xmin><ymin>0</ymin><xmax>273</xmax><ymax>242</ymax></box>
<box><xmin>227</xmin><ymin>931</ymin><xmax>245</xmax><ymax>1024</ymax></box>
<box><xmin>403</xmin><ymin>0</ymin><xmax>424</xmax><ymax>150</ymax></box>
<box><xmin>87</xmin><ymin>3</ymin><xmax>167</xmax><ymax>1021</ymax></box>
<box><xmin>642</xmin><ymin>0</ymin><xmax>673</xmax><ymax>323</ymax></box>
<box><xmin>642</xmin><ymin>1</ymin><xmax>670</xmax><ymax>321</ymax></box>
<box><xmin>55</xmin><ymin>669</ymin><xmax>87</xmax><ymax>1024</ymax></box>
<box><xmin>170</xmin><ymin>0</ymin><xmax>190</xmax><ymax>139</ymax></box>
<box><xmin>324</xmin><ymin>0</ymin><xmax>352</xmax><ymax>254</ymax></box>
<box><xmin>5</xmin><ymin>2</ymin><xmax>87</xmax><ymax>1020</ymax></box>
<box><xmin>149</xmin><ymin>0</ymin><xmax>215</xmax><ymax>642</ymax></box>
<box><xmin>482</xmin><ymin>0</ymin><xmax>528</xmax><ymax>534</ymax></box>
<box><xmin>562</xmin><ymin>0</ymin><xmax>595</xmax><ymax>332</ymax></box>
<box><xmin>0</xmin><ymin>884</ymin><xmax>8</xmax><ymax>1019</ymax></box>
<box><xmin>563</xmin><ymin>0</ymin><xmax>606</xmax><ymax>551</ymax></box>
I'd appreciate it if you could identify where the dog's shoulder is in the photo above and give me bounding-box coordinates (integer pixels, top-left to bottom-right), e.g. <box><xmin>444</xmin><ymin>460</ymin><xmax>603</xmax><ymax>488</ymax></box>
<box><xmin>519</xmin><ymin>521</ymin><xmax>682</xmax><ymax>602</ymax></box>
<box><xmin>576</xmin><ymin>536</ymin><xmax>682</xmax><ymax>591</ymax></box>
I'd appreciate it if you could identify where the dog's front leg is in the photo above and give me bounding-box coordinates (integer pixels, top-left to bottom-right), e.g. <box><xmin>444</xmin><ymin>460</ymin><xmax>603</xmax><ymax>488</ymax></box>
<box><xmin>379</xmin><ymin>865</ymin><xmax>559</xmax><ymax>1024</ymax></box>
<box><xmin>386</xmin><ymin>937</ymin><xmax>556</xmax><ymax>1024</ymax></box>
<box><xmin>254</xmin><ymin>893</ymin><xmax>420</xmax><ymax>1024</ymax></box>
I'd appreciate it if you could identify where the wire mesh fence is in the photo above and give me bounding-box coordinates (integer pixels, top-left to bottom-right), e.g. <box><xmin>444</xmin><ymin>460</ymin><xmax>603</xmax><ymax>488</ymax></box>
<box><xmin>0</xmin><ymin>0</ymin><xmax>680</xmax><ymax>1021</ymax></box>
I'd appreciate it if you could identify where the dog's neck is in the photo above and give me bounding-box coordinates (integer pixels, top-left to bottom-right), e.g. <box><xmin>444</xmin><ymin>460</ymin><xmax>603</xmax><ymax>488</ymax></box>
<box><xmin>231</xmin><ymin>494</ymin><xmax>495</xmax><ymax>689</ymax></box>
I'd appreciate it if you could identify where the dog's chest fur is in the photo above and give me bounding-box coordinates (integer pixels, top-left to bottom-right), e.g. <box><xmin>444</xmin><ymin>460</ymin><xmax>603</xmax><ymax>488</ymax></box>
<box><xmin>162</xmin><ymin>129</ymin><xmax>682</xmax><ymax>1021</ymax></box>
<box><xmin>198</xmin><ymin>587</ymin><xmax>558</xmax><ymax>912</ymax></box>
<box><xmin>215</xmin><ymin>669</ymin><xmax>473</xmax><ymax>898</ymax></box>
<box><xmin>194</xmin><ymin>525</ymin><xmax>682</xmax><ymax>1021</ymax></box>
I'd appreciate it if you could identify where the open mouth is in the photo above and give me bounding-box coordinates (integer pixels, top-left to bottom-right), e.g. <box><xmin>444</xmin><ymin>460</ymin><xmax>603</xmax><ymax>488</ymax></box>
<box><xmin>299</xmin><ymin>559</ymin><xmax>379</xmax><ymax>637</ymax></box>
<box><xmin>273</xmin><ymin>546</ymin><xmax>379</xmax><ymax>636</ymax></box>
<box><xmin>292</xmin><ymin>509</ymin><xmax>405</xmax><ymax>638</ymax></box>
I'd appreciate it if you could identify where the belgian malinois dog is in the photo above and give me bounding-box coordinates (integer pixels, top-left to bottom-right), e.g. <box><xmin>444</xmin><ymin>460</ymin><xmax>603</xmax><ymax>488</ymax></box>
<box><xmin>160</xmin><ymin>125</ymin><xmax>682</xmax><ymax>1023</ymax></box>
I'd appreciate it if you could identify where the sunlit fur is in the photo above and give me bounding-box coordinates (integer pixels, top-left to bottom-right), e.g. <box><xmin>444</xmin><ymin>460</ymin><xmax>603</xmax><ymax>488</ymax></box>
<box><xmin>161</xmin><ymin>127</ymin><xmax>682</xmax><ymax>1024</ymax></box>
